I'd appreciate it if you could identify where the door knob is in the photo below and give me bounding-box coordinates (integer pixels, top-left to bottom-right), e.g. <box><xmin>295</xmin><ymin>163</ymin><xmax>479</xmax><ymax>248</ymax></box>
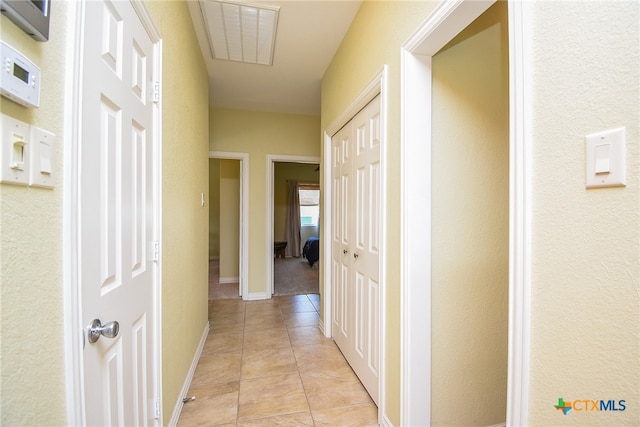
<box><xmin>353</xmin><ymin>253</ymin><xmax>359</xmax><ymax>259</ymax></box>
<box><xmin>343</xmin><ymin>249</ymin><xmax>348</xmax><ymax>254</ymax></box>
<box><xmin>87</xmin><ymin>319</ymin><xmax>120</xmax><ymax>344</ymax></box>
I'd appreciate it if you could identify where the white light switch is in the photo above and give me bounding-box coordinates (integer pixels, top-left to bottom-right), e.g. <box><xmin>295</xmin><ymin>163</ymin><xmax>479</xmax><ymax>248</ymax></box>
<box><xmin>1</xmin><ymin>114</ymin><xmax>30</xmax><ymax>185</ymax></box>
<box><xmin>29</xmin><ymin>126</ymin><xmax>55</xmax><ymax>188</ymax></box>
<box><xmin>586</xmin><ymin>127</ymin><xmax>626</xmax><ymax>189</ymax></box>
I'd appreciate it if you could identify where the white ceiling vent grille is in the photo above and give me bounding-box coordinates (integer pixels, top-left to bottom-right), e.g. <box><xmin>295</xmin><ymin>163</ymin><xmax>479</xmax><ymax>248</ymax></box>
<box><xmin>200</xmin><ymin>0</ymin><xmax>280</xmax><ymax>65</ymax></box>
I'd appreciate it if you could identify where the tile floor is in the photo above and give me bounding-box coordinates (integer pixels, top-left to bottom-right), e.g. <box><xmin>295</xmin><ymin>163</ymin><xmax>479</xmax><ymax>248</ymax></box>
<box><xmin>177</xmin><ymin>294</ymin><xmax>378</xmax><ymax>426</ymax></box>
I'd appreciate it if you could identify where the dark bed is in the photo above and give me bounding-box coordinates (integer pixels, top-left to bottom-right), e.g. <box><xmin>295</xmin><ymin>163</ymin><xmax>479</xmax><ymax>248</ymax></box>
<box><xmin>302</xmin><ymin>236</ymin><xmax>320</xmax><ymax>266</ymax></box>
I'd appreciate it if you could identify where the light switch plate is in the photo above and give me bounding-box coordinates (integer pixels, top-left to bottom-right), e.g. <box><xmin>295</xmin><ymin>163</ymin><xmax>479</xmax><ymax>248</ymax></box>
<box><xmin>585</xmin><ymin>127</ymin><xmax>626</xmax><ymax>189</ymax></box>
<box><xmin>1</xmin><ymin>113</ymin><xmax>30</xmax><ymax>185</ymax></box>
<box><xmin>29</xmin><ymin>125</ymin><xmax>55</xmax><ymax>188</ymax></box>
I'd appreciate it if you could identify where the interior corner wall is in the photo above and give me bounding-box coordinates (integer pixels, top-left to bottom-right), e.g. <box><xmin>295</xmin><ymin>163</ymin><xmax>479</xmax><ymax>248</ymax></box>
<box><xmin>145</xmin><ymin>1</ymin><xmax>210</xmax><ymax>421</ymax></box>
<box><xmin>209</xmin><ymin>108</ymin><xmax>320</xmax><ymax>295</ymax></box>
<box><xmin>431</xmin><ymin>2</ymin><xmax>509</xmax><ymax>425</ymax></box>
<box><xmin>219</xmin><ymin>159</ymin><xmax>240</xmax><ymax>281</ymax></box>
<box><xmin>0</xmin><ymin>2</ymin><xmax>71</xmax><ymax>424</ymax></box>
<box><xmin>274</xmin><ymin>162</ymin><xmax>320</xmax><ymax>246</ymax></box>
<box><xmin>321</xmin><ymin>1</ymin><xmax>439</xmax><ymax>424</ymax></box>
<box><xmin>527</xmin><ymin>2</ymin><xmax>639</xmax><ymax>425</ymax></box>
<box><xmin>209</xmin><ymin>158</ymin><xmax>220</xmax><ymax>258</ymax></box>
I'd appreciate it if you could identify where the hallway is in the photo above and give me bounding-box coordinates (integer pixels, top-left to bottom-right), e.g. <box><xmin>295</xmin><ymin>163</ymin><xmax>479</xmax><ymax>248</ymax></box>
<box><xmin>177</xmin><ymin>294</ymin><xmax>378</xmax><ymax>426</ymax></box>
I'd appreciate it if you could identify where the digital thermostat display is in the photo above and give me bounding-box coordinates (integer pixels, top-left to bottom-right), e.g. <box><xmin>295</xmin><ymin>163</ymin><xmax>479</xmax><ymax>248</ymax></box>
<box><xmin>13</xmin><ymin>62</ymin><xmax>29</xmax><ymax>84</ymax></box>
<box><xmin>0</xmin><ymin>41</ymin><xmax>40</xmax><ymax>108</ymax></box>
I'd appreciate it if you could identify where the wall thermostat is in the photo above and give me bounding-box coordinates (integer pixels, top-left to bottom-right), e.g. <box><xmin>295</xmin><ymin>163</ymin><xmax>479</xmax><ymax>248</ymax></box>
<box><xmin>0</xmin><ymin>41</ymin><xmax>40</xmax><ymax>108</ymax></box>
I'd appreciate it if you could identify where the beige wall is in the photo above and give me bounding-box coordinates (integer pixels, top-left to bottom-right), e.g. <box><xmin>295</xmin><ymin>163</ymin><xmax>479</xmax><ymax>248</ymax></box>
<box><xmin>431</xmin><ymin>2</ymin><xmax>509</xmax><ymax>425</ymax></box>
<box><xmin>209</xmin><ymin>158</ymin><xmax>220</xmax><ymax>258</ymax></box>
<box><xmin>321</xmin><ymin>1</ymin><xmax>439</xmax><ymax>423</ymax></box>
<box><xmin>219</xmin><ymin>159</ymin><xmax>240</xmax><ymax>280</ymax></box>
<box><xmin>210</xmin><ymin>108</ymin><xmax>320</xmax><ymax>295</ymax></box>
<box><xmin>274</xmin><ymin>162</ymin><xmax>320</xmax><ymax>245</ymax></box>
<box><xmin>145</xmin><ymin>1</ymin><xmax>210</xmax><ymax>421</ymax></box>
<box><xmin>527</xmin><ymin>1</ymin><xmax>639</xmax><ymax>425</ymax></box>
<box><xmin>0</xmin><ymin>2</ymin><xmax>70</xmax><ymax>424</ymax></box>
<box><xmin>1</xmin><ymin>1</ymin><xmax>209</xmax><ymax>424</ymax></box>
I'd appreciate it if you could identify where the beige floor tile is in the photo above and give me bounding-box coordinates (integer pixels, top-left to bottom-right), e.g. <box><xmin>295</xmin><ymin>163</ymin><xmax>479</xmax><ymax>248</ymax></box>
<box><xmin>209</xmin><ymin>310</ymin><xmax>245</xmax><ymax>325</ymax></box>
<box><xmin>237</xmin><ymin>373</ymin><xmax>309</xmax><ymax>421</ymax></box>
<box><xmin>202</xmin><ymin>332</ymin><xmax>243</xmax><ymax>355</ymax></box>
<box><xmin>236</xmin><ymin>411</ymin><xmax>314</xmax><ymax>426</ymax></box>
<box><xmin>210</xmin><ymin>321</ymin><xmax>245</xmax><ymax>335</ymax></box>
<box><xmin>208</xmin><ymin>300</ymin><xmax>245</xmax><ymax>315</ymax></box>
<box><xmin>279</xmin><ymin>299</ymin><xmax>316</xmax><ymax>314</ymax></box>
<box><xmin>293</xmin><ymin>342</ymin><xmax>350</xmax><ymax>373</ymax></box>
<box><xmin>282</xmin><ymin>311</ymin><xmax>319</xmax><ymax>328</ymax></box>
<box><xmin>287</xmin><ymin>326</ymin><xmax>336</xmax><ymax>349</ymax></box>
<box><xmin>245</xmin><ymin>302</ymin><xmax>282</xmax><ymax>316</ymax></box>
<box><xmin>312</xmin><ymin>403</ymin><xmax>378</xmax><ymax>426</ymax></box>
<box><xmin>244</xmin><ymin>313</ymin><xmax>285</xmax><ymax>331</ymax></box>
<box><xmin>300</xmin><ymin>367</ymin><xmax>373</xmax><ymax>411</ymax></box>
<box><xmin>189</xmin><ymin>354</ymin><xmax>242</xmax><ymax>389</ymax></box>
<box><xmin>241</xmin><ymin>347</ymin><xmax>298</xmax><ymax>379</ymax></box>
<box><xmin>178</xmin><ymin>382</ymin><xmax>239</xmax><ymax>426</ymax></box>
<box><xmin>243</xmin><ymin>327</ymin><xmax>291</xmax><ymax>351</ymax></box>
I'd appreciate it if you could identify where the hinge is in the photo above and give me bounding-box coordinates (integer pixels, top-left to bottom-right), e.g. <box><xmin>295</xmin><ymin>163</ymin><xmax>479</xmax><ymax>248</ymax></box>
<box><xmin>153</xmin><ymin>240</ymin><xmax>159</xmax><ymax>261</ymax></box>
<box><xmin>153</xmin><ymin>397</ymin><xmax>160</xmax><ymax>419</ymax></box>
<box><xmin>152</xmin><ymin>81</ymin><xmax>160</xmax><ymax>103</ymax></box>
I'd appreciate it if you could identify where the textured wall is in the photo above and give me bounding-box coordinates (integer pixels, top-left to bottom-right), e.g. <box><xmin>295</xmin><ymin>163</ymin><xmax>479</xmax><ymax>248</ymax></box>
<box><xmin>145</xmin><ymin>1</ymin><xmax>210</xmax><ymax>421</ymax></box>
<box><xmin>209</xmin><ymin>159</ymin><xmax>220</xmax><ymax>257</ymax></box>
<box><xmin>321</xmin><ymin>1</ymin><xmax>438</xmax><ymax>423</ymax></box>
<box><xmin>0</xmin><ymin>2</ymin><xmax>70</xmax><ymax>424</ymax></box>
<box><xmin>219</xmin><ymin>159</ymin><xmax>240</xmax><ymax>280</ymax></box>
<box><xmin>209</xmin><ymin>108</ymin><xmax>320</xmax><ymax>295</ymax></box>
<box><xmin>431</xmin><ymin>2</ymin><xmax>509</xmax><ymax>425</ymax></box>
<box><xmin>528</xmin><ymin>1</ymin><xmax>639</xmax><ymax>425</ymax></box>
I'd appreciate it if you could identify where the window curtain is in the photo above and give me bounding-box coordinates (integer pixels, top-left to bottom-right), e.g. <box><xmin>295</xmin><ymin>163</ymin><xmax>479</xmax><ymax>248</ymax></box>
<box><xmin>284</xmin><ymin>180</ymin><xmax>301</xmax><ymax>257</ymax></box>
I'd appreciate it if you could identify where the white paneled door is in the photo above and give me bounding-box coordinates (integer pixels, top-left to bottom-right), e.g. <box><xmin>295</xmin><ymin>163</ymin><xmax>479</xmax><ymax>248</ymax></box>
<box><xmin>79</xmin><ymin>0</ymin><xmax>160</xmax><ymax>425</ymax></box>
<box><xmin>332</xmin><ymin>95</ymin><xmax>381</xmax><ymax>404</ymax></box>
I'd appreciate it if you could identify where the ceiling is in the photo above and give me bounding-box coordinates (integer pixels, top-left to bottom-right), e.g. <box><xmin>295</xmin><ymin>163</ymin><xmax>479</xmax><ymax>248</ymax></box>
<box><xmin>187</xmin><ymin>0</ymin><xmax>362</xmax><ymax>116</ymax></box>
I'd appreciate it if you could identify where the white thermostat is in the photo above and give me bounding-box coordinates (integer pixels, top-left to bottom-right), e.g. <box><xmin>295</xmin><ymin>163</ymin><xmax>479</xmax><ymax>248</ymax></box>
<box><xmin>0</xmin><ymin>41</ymin><xmax>40</xmax><ymax>108</ymax></box>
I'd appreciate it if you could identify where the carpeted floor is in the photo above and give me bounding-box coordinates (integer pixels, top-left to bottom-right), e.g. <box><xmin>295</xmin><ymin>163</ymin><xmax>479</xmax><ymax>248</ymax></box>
<box><xmin>208</xmin><ymin>257</ymin><xmax>319</xmax><ymax>300</ymax></box>
<box><xmin>274</xmin><ymin>256</ymin><xmax>319</xmax><ymax>296</ymax></box>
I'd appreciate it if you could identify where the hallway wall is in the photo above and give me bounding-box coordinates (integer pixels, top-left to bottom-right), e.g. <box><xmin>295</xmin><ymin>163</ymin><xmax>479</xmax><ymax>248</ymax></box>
<box><xmin>0</xmin><ymin>3</ymin><xmax>71</xmax><ymax>424</ymax></box>
<box><xmin>0</xmin><ymin>1</ymin><xmax>210</xmax><ymax>424</ymax></box>
<box><xmin>210</xmin><ymin>108</ymin><xmax>320</xmax><ymax>296</ymax></box>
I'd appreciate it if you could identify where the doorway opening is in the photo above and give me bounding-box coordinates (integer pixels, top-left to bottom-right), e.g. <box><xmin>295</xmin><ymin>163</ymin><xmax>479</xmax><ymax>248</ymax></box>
<box><xmin>266</xmin><ymin>155</ymin><xmax>321</xmax><ymax>296</ymax></box>
<box><xmin>209</xmin><ymin>151</ymin><xmax>249</xmax><ymax>299</ymax></box>
<box><xmin>400</xmin><ymin>0</ymin><xmax>532</xmax><ymax>425</ymax></box>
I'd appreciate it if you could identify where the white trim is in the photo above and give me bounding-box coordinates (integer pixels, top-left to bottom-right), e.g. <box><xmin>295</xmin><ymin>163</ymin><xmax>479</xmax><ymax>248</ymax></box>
<box><xmin>64</xmin><ymin>1</ymin><xmax>163</xmax><ymax>424</ymax></box>
<box><xmin>506</xmin><ymin>1</ymin><xmax>532</xmax><ymax>425</ymax></box>
<box><xmin>322</xmin><ymin>66</ymin><xmax>388</xmax><ymax>425</ymax></box>
<box><xmin>63</xmin><ymin>1</ymin><xmax>84</xmax><ymax>423</ymax></box>
<box><xmin>209</xmin><ymin>151</ymin><xmax>249</xmax><ymax>299</ymax></box>
<box><xmin>167</xmin><ymin>321</ymin><xmax>210</xmax><ymax>427</ymax></box>
<box><xmin>266</xmin><ymin>154</ymin><xmax>320</xmax><ymax>296</ymax></box>
<box><xmin>218</xmin><ymin>276</ymin><xmax>240</xmax><ymax>284</ymax></box>
<box><xmin>400</xmin><ymin>0</ymin><xmax>531</xmax><ymax>425</ymax></box>
<box><xmin>243</xmin><ymin>292</ymin><xmax>270</xmax><ymax>301</ymax></box>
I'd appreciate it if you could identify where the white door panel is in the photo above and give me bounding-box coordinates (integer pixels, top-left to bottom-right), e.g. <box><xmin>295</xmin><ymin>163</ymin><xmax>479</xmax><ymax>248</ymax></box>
<box><xmin>331</xmin><ymin>95</ymin><xmax>381</xmax><ymax>404</ymax></box>
<box><xmin>80</xmin><ymin>0</ymin><xmax>159</xmax><ymax>425</ymax></box>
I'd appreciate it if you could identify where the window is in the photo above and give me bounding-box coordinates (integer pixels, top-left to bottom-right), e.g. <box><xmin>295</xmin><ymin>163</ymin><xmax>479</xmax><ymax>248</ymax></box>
<box><xmin>299</xmin><ymin>185</ymin><xmax>319</xmax><ymax>227</ymax></box>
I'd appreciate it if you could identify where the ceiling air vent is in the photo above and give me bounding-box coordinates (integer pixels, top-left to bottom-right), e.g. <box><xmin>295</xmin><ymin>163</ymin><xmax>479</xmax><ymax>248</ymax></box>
<box><xmin>199</xmin><ymin>0</ymin><xmax>279</xmax><ymax>65</ymax></box>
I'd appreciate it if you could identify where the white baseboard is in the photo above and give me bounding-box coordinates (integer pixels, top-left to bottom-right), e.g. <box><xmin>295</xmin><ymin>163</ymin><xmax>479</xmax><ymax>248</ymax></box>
<box><xmin>380</xmin><ymin>412</ymin><xmax>393</xmax><ymax>427</ymax></box>
<box><xmin>243</xmin><ymin>292</ymin><xmax>270</xmax><ymax>301</ymax></box>
<box><xmin>318</xmin><ymin>318</ymin><xmax>326</xmax><ymax>335</ymax></box>
<box><xmin>219</xmin><ymin>276</ymin><xmax>239</xmax><ymax>284</ymax></box>
<box><xmin>167</xmin><ymin>321</ymin><xmax>210</xmax><ymax>427</ymax></box>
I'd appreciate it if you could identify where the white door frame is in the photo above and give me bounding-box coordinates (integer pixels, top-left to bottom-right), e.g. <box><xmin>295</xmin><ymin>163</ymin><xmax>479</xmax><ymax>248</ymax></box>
<box><xmin>209</xmin><ymin>151</ymin><xmax>249</xmax><ymax>298</ymax></box>
<box><xmin>63</xmin><ymin>0</ymin><xmax>163</xmax><ymax>424</ymax></box>
<box><xmin>266</xmin><ymin>154</ymin><xmax>320</xmax><ymax>296</ymax></box>
<box><xmin>400</xmin><ymin>0</ymin><xmax>532</xmax><ymax>425</ymax></box>
<box><xmin>322</xmin><ymin>66</ymin><xmax>388</xmax><ymax>424</ymax></box>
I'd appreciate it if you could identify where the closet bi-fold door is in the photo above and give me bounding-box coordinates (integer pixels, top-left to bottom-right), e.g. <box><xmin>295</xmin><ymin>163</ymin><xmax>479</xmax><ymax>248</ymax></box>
<box><xmin>331</xmin><ymin>95</ymin><xmax>381</xmax><ymax>405</ymax></box>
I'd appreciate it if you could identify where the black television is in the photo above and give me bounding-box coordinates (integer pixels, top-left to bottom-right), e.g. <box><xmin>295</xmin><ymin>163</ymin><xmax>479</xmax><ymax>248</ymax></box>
<box><xmin>0</xmin><ymin>0</ymin><xmax>50</xmax><ymax>42</ymax></box>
